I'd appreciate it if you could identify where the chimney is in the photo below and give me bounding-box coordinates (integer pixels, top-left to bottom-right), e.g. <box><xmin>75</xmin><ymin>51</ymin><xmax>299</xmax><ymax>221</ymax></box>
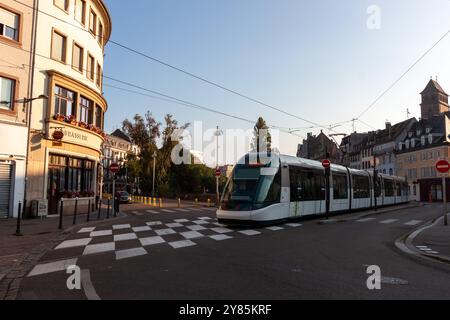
<box><xmin>386</xmin><ymin>122</ymin><xmax>392</xmax><ymax>137</ymax></box>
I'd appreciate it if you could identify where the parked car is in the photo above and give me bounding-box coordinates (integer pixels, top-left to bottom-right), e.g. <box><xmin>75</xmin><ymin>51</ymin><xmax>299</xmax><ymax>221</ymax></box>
<box><xmin>118</xmin><ymin>191</ymin><xmax>132</xmax><ymax>204</ymax></box>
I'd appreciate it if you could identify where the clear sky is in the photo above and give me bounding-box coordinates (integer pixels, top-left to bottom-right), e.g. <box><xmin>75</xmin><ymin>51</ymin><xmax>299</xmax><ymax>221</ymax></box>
<box><xmin>102</xmin><ymin>0</ymin><xmax>450</xmax><ymax>162</ymax></box>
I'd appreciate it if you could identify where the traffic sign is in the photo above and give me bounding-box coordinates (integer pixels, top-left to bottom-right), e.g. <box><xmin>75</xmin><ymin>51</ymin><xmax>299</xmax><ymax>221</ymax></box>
<box><xmin>436</xmin><ymin>159</ymin><xmax>450</xmax><ymax>174</ymax></box>
<box><xmin>322</xmin><ymin>159</ymin><xmax>331</xmax><ymax>169</ymax></box>
<box><xmin>215</xmin><ymin>168</ymin><xmax>222</xmax><ymax>177</ymax></box>
<box><xmin>110</xmin><ymin>163</ymin><xmax>120</xmax><ymax>173</ymax></box>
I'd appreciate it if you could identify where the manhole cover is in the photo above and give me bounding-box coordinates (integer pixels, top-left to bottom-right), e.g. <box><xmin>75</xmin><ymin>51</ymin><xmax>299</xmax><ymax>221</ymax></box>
<box><xmin>381</xmin><ymin>276</ymin><xmax>409</xmax><ymax>285</ymax></box>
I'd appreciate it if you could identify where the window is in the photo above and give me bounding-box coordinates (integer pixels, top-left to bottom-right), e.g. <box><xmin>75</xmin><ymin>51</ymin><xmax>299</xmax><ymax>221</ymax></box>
<box><xmin>89</xmin><ymin>9</ymin><xmax>97</xmax><ymax>35</ymax></box>
<box><xmin>384</xmin><ymin>179</ymin><xmax>394</xmax><ymax>197</ymax></box>
<box><xmin>54</xmin><ymin>0</ymin><xmax>69</xmax><ymax>12</ymax></box>
<box><xmin>96</xmin><ymin>63</ymin><xmax>102</xmax><ymax>87</ymax></box>
<box><xmin>74</xmin><ymin>0</ymin><xmax>86</xmax><ymax>25</ymax></box>
<box><xmin>352</xmin><ymin>174</ymin><xmax>370</xmax><ymax>199</ymax></box>
<box><xmin>51</xmin><ymin>30</ymin><xmax>67</xmax><ymax>63</ymax></box>
<box><xmin>98</xmin><ymin>21</ymin><xmax>103</xmax><ymax>46</ymax></box>
<box><xmin>72</xmin><ymin>43</ymin><xmax>84</xmax><ymax>72</ymax></box>
<box><xmin>290</xmin><ymin>167</ymin><xmax>325</xmax><ymax>201</ymax></box>
<box><xmin>0</xmin><ymin>7</ymin><xmax>19</xmax><ymax>42</ymax></box>
<box><xmin>78</xmin><ymin>96</ymin><xmax>93</xmax><ymax>124</ymax></box>
<box><xmin>0</xmin><ymin>76</ymin><xmax>15</xmax><ymax>110</ymax></box>
<box><xmin>95</xmin><ymin>105</ymin><xmax>103</xmax><ymax>128</ymax></box>
<box><xmin>332</xmin><ymin>173</ymin><xmax>348</xmax><ymax>200</ymax></box>
<box><xmin>54</xmin><ymin>85</ymin><xmax>75</xmax><ymax>116</ymax></box>
<box><xmin>87</xmin><ymin>54</ymin><xmax>95</xmax><ymax>80</ymax></box>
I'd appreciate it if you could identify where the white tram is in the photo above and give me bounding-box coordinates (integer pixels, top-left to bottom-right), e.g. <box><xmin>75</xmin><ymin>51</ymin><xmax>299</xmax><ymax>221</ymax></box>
<box><xmin>217</xmin><ymin>153</ymin><xmax>409</xmax><ymax>225</ymax></box>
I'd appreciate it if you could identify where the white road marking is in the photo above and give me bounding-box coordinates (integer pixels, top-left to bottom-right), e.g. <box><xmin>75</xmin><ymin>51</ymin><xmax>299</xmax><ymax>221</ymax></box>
<box><xmin>155</xmin><ymin>228</ymin><xmax>176</xmax><ymax>236</ymax></box>
<box><xmin>146</xmin><ymin>221</ymin><xmax>162</xmax><ymax>226</ymax></box>
<box><xmin>428</xmin><ymin>251</ymin><xmax>439</xmax><ymax>254</ymax></box>
<box><xmin>113</xmin><ymin>233</ymin><xmax>138</xmax><ymax>242</ymax></box>
<box><xmin>193</xmin><ymin>220</ymin><xmax>209</xmax><ymax>225</ymax></box>
<box><xmin>174</xmin><ymin>219</ymin><xmax>190</xmax><ymax>223</ymax></box>
<box><xmin>356</xmin><ymin>218</ymin><xmax>376</xmax><ymax>222</ymax></box>
<box><xmin>112</xmin><ymin>224</ymin><xmax>131</xmax><ymax>230</ymax></box>
<box><xmin>416</xmin><ymin>246</ymin><xmax>429</xmax><ymax>248</ymax></box>
<box><xmin>211</xmin><ymin>227</ymin><xmax>233</xmax><ymax>234</ymax></box>
<box><xmin>132</xmin><ymin>226</ymin><xmax>151</xmax><ymax>232</ymax></box>
<box><xmin>132</xmin><ymin>211</ymin><xmax>142</xmax><ymax>216</ymax></box>
<box><xmin>239</xmin><ymin>230</ymin><xmax>261</xmax><ymax>236</ymax></box>
<box><xmin>166</xmin><ymin>222</ymin><xmax>183</xmax><ymax>228</ymax></box>
<box><xmin>266</xmin><ymin>226</ymin><xmax>284</xmax><ymax>231</ymax></box>
<box><xmin>78</xmin><ymin>227</ymin><xmax>96</xmax><ymax>233</ymax></box>
<box><xmin>380</xmin><ymin>219</ymin><xmax>399</xmax><ymax>224</ymax></box>
<box><xmin>186</xmin><ymin>225</ymin><xmax>207</xmax><ymax>231</ymax></box>
<box><xmin>55</xmin><ymin>238</ymin><xmax>92</xmax><ymax>250</ymax></box>
<box><xmin>139</xmin><ymin>236</ymin><xmax>166</xmax><ymax>246</ymax></box>
<box><xmin>169</xmin><ymin>240</ymin><xmax>196</xmax><ymax>249</ymax></box>
<box><xmin>175</xmin><ymin>208</ymin><xmax>189</xmax><ymax>212</ymax></box>
<box><xmin>90</xmin><ymin>230</ymin><xmax>113</xmax><ymax>237</ymax></box>
<box><xmin>213</xmin><ymin>222</ymin><xmax>226</xmax><ymax>227</ymax></box>
<box><xmin>81</xmin><ymin>269</ymin><xmax>101</xmax><ymax>300</ymax></box>
<box><xmin>161</xmin><ymin>209</ymin><xmax>176</xmax><ymax>213</ymax></box>
<box><xmin>199</xmin><ymin>217</ymin><xmax>213</xmax><ymax>220</ymax></box>
<box><xmin>83</xmin><ymin>242</ymin><xmax>115</xmax><ymax>255</ymax></box>
<box><xmin>209</xmin><ymin>234</ymin><xmax>233</xmax><ymax>241</ymax></box>
<box><xmin>115</xmin><ymin>247</ymin><xmax>147</xmax><ymax>260</ymax></box>
<box><xmin>180</xmin><ymin>231</ymin><xmax>204</xmax><ymax>239</ymax></box>
<box><xmin>285</xmin><ymin>223</ymin><xmax>302</xmax><ymax>227</ymax></box>
<box><xmin>419</xmin><ymin>248</ymin><xmax>433</xmax><ymax>251</ymax></box>
<box><xmin>404</xmin><ymin>220</ymin><xmax>422</xmax><ymax>226</ymax></box>
<box><xmin>27</xmin><ymin>258</ymin><xmax>78</xmax><ymax>277</ymax></box>
<box><xmin>146</xmin><ymin>210</ymin><xmax>159</xmax><ymax>214</ymax></box>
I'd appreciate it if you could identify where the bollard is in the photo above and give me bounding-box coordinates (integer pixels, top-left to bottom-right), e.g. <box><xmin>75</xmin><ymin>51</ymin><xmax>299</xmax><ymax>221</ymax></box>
<box><xmin>87</xmin><ymin>199</ymin><xmax>91</xmax><ymax>222</ymax></box>
<box><xmin>153</xmin><ymin>197</ymin><xmax>157</xmax><ymax>207</ymax></box>
<box><xmin>159</xmin><ymin>198</ymin><xmax>162</xmax><ymax>208</ymax></box>
<box><xmin>15</xmin><ymin>202</ymin><xmax>23</xmax><ymax>236</ymax></box>
<box><xmin>207</xmin><ymin>199</ymin><xmax>211</xmax><ymax>207</ymax></box>
<box><xmin>73</xmin><ymin>198</ymin><xmax>79</xmax><ymax>225</ymax></box>
<box><xmin>59</xmin><ymin>199</ymin><xmax>64</xmax><ymax>229</ymax></box>
<box><xmin>106</xmin><ymin>197</ymin><xmax>111</xmax><ymax>219</ymax></box>
<box><xmin>178</xmin><ymin>198</ymin><xmax>181</xmax><ymax>208</ymax></box>
<box><xmin>195</xmin><ymin>198</ymin><xmax>198</xmax><ymax>207</ymax></box>
<box><xmin>97</xmin><ymin>198</ymin><xmax>102</xmax><ymax>219</ymax></box>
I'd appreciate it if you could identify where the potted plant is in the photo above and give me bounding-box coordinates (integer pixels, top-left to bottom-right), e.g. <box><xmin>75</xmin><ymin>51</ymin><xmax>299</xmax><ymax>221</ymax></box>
<box><xmin>78</xmin><ymin>121</ymin><xmax>87</xmax><ymax>129</ymax></box>
<box><xmin>65</xmin><ymin>115</ymin><xmax>77</xmax><ymax>126</ymax></box>
<box><xmin>53</xmin><ymin>114</ymin><xmax>65</xmax><ymax>122</ymax></box>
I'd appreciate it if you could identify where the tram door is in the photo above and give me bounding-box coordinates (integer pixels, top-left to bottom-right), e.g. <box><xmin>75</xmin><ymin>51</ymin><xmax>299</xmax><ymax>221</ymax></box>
<box><xmin>289</xmin><ymin>167</ymin><xmax>325</xmax><ymax>217</ymax></box>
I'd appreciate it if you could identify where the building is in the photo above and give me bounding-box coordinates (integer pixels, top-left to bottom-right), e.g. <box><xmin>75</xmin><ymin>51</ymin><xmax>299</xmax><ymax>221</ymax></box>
<box><xmin>297</xmin><ymin>131</ymin><xmax>342</xmax><ymax>164</ymax></box>
<box><xmin>340</xmin><ymin>132</ymin><xmax>369</xmax><ymax>169</ymax></box>
<box><xmin>24</xmin><ymin>0</ymin><xmax>112</xmax><ymax>215</ymax></box>
<box><xmin>396</xmin><ymin>79</ymin><xmax>450</xmax><ymax>201</ymax></box>
<box><xmin>102</xmin><ymin>129</ymin><xmax>140</xmax><ymax>194</ymax></box>
<box><xmin>0</xmin><ymin>0</ymin><xmax>34</xmax><ymax>218</ymax></box>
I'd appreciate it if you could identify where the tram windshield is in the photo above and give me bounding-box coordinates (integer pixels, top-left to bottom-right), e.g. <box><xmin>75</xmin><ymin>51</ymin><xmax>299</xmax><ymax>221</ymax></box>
<box><xmin>221</xmin><ymin>161</ymin><xmax>281</xmax><ymax>211</ymax></box>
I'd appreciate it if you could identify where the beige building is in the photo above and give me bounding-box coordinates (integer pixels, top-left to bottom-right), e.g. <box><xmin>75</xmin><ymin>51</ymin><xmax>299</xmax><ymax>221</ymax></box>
<box><xmin>0</xmin><ymin>0</ymin><xmax>34</xmax><ymax>218</ymax></box>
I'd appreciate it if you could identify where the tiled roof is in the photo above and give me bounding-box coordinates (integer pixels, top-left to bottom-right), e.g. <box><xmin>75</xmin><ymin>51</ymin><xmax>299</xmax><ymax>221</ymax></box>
<box><xmin>110</xmin><ymin>129</ymin><xmax>131</xmax><ymax>142</ymax></box>
<box><xmin>421</xmin><ymin>79</ymin><xmax>448</xmax><ymax>96</ymax></box>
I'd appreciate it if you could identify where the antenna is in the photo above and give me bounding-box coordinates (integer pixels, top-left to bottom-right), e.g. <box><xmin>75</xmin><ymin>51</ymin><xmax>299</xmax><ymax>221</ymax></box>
<box><xmin>406</xmin><ymin>108</ymin><xmax>411</xmax><ymax>119</ymax></box>
<box><xmin>351</xmin><ymin>118</ymin><xmax>357</xmax><ymax>132</ymax></box>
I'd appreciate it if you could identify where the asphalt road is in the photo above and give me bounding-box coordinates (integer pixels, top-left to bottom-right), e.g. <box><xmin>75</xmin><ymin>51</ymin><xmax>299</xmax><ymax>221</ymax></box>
<box><xmin>17</xmin><ymin>204</ymin><xmax>450</xmax><ymax>300</ymax></box>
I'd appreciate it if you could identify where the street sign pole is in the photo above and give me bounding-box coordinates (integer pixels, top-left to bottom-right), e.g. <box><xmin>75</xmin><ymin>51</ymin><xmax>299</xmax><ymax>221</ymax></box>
<box><xmin>443</xmin><ymin>176</ymin><xmax>447</xmax><ymax>226</ymax></box>
<box><xmin>435</xmin><ymin>159</ymin><xmax>449</xmax><ymax>226</ymax></box>
<box><xmin>112</xmin><ymin>173</ymin><xmax>115</xmax><ymax>217</ymax></box>
<box><xmin>322</xmin><ymin>159</ymin><xmax>331</xmax><ymax>219</ymax></box>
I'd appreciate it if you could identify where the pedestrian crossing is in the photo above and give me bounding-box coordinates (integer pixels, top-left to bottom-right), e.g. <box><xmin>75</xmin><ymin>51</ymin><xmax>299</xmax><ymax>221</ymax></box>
<box><xmin>355</xmin><ymin>217</ymin><xmax>423</xmax><ymax>226</ymax></box>
<box><xmin>138</xmin><ymin>207</ymin><xmax>217</xmax><ymax>215</ymax></box>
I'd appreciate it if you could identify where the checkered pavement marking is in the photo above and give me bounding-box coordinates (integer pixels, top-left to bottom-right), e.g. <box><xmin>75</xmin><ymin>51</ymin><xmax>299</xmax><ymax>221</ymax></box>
<box><xmin>47</xmin><ymin>217</ymin><xmax>305</xmax><ymax>266</ymax></box>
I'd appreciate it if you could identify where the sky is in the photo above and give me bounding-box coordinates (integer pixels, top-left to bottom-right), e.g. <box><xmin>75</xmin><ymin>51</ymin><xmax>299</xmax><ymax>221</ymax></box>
<box><xmin>102</xmin><ymin>0</ymin><xmax>450</xmax><ymax>164</ymax></box>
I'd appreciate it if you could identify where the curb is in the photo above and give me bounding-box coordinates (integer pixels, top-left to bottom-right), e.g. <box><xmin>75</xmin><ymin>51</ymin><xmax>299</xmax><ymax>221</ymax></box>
<box><xmin>395</xmin><ymin>216</ymin><xmax>450</xmax><ymax>265</ymax></box>
<box><xmin>0</xmin><ymin>211</ymin><xmax>128</xmax><ymax>300</ymax></box>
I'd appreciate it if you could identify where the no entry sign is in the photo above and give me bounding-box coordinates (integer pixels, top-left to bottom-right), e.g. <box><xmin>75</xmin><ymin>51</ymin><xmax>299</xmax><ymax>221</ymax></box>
<box><xmin>215</xmin><ymin>168</ymin><xmax>222</xmax><ymax>177</ymax></box>
<box><xmin>322</xmin><ymin>159</ymin><xmax>331</xmax><ymax>169</ymax></box>
<box><xmin>436</xmin><ymin>160</ymin><xmax>450</xmax><ymax>174</ymax></box>
<box><xmin>110</xmin><ymin>163</ymin><xmax>120</xmax><ymax>173</ymax></box>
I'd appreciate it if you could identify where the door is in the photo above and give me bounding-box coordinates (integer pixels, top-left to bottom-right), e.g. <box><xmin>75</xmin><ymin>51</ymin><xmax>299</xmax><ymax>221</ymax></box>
<box><xmin>47</xmin><ymin>166</ymin><xmax>66</xmax><ymax>215</ymax></box>
<box><xmin>0</xmin><ymin>163</ymin><xmax>12</xmax><ymax>218</ymax></box>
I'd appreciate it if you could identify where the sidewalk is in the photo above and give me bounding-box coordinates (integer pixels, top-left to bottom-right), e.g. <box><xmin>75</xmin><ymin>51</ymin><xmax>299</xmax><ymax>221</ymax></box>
<box><xmin>0</xmin><ymin>205</ymin><xmax>124</xmax><ymax>300</ymax></box>
<box><xmin>411</xmin><ymin>213</ymin><xmax>450</xmax><ymax>263</ymax></box>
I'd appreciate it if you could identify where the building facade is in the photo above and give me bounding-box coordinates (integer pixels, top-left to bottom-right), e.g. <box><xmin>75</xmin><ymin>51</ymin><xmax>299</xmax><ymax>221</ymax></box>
<box><xmin>297</xmin><ymin>131</ymin><xmax>342</xmax><ymax>164</ymax></box>
<box><xmin>0</xmin><ymin>0</ymin><xmax>34</xmax><ymax>218</ymax></box>
<box><xmin>24</xmin><ymin>0</ymin><xmax>112</xmax><ymax>215</ymax></box>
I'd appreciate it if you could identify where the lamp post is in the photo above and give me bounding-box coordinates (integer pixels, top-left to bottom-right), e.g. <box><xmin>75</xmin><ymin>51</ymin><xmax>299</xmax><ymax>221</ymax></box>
<box><xmin>214</xmin><ymin>126</ymin><xmax>223</xmax><ymax>206</ymax></box>
<box><xmin>17</xmin><ymin>95</ymin><xmax>48</xmax><ymax>218</ymax></box>
<box><xmin>152</xmin><ymin>151</ymin><xmax>157</xmax><ymax>197</ymax></box>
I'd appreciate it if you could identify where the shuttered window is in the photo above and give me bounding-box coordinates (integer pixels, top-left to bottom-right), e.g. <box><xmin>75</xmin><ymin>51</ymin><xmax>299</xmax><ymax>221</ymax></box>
<box><xmin>51</xmin><ymin>30</ymin><xmax>67</xmax><ymax>63</ymax></box>
<box><xmin>0</xmin><ymin>163</ymin><xmax>12</xmax><ymax>218</ymax></box>
<box><xmin>0</xmin><ymin>7</ymin><xmax>19</xmax><ymax>41</ymax></box>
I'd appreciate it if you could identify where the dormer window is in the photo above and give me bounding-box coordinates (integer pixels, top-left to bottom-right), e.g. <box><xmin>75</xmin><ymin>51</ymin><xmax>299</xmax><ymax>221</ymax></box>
<box><xmin>408</xmin><ymin>132</ymin><xmax>413</xmax><ymax>138</ymax></box>
<box><xmin>426</xmin><ymin>127</ymin><xmax>431</xmax><ymax>134</ymax></box>
<box><xmin>398</xmin><ymin>142</ymin><xmax>403</xmax><ymax>151</ymax></box>
<box><xmin>411</xmin><ymin>139</ymin><xmax>416</xmax><ymax>148</ymax></box>
<box><xmin>428</xmin><ymin>134</ymin><xmax>433</xmax><ymax>144</ymax></box>
<box><xmin>405</xmin><ymin>140</ymin><xmax>410</xmax><ymax>149</ymax></box>
<box><xmin>417</xmin><ymin>130</ymin><xmax>422</xmax><ymax>136</ymax></box>
<box><xmin>421</xmin><ymin>136</ymin><xmax>426</xmax><ymax>146</ymax></box>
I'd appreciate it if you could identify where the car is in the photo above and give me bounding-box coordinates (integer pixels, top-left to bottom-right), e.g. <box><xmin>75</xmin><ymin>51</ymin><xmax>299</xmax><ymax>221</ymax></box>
<box><xmin>118</xmin><ymin>191</ymin><xmax>132</xmax><ymax>204</ymax></box>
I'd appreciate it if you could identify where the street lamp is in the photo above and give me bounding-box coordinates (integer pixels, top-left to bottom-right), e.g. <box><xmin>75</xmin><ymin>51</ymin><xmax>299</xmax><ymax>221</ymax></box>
<box><xmin>152</xmin><ymin>151</ymin><xmax>157</xmax><ymax>197</ymax></box>
<box><xmin>214</xmin><ymin>126</ymin><xmax>223</xmax><ymax>206</ymax></box>
<box><xmin>17</xmin><ymin>95</ymin><xmax>48</xmax><ymax>221</ymax></box>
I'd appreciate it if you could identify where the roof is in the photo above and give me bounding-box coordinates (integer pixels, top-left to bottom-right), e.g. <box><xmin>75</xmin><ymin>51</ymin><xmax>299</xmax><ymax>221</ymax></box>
<box><xmin>374</xmin><ymin>118</ymin><xmax>416</xmax><ymax>145</ymax></box>
<box><xmin>421</xmin><ymin>79</ymin><xmax>448</xmax><ymax>96</ymax></box>
<box><xmin>110</xmin><ymin>129</ymin><xmax>131</xmax><ymax>142</ymax></box>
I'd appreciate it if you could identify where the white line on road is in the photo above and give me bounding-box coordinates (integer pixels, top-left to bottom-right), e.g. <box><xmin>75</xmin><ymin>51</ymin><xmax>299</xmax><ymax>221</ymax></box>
<box><xmin>404</xmin><ymin>220</ymin><xmax>422</xmax><ymax>226</ymax></box>
<box><xmin>27</xmin><ymin>258</ymin><xmax>78</xmax><ymax>277</ymax></box>
<box><xmin>161</xmin><ymin>209</ymin><xmax>176</xmax><ymax>213</ymax></box>
<box><xmin>146</xmin><ymin>210</ymin><xmax>159</xmax><ymax>214</ymax></box>
<box><xmin>115</xmin><ymin>247</ymin><xmax>147</xmax><ymax>261</ymax></box>
<box><xmin>81</xmin><ymin>269</ymin><xmax>101</xmax><ymax>300</ymax></box>
<box><xmin>356</xmin><ymin>218</ymin><xmax>376</xmax><ymax>222</ymax></box>
<box><xmin>380</xmin><ymin>219</ymin><xmax>399</xmax><ymax>224</ymax></box>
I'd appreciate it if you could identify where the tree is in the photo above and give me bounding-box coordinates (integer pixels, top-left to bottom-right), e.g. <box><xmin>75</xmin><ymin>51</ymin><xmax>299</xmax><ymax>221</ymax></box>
<box><xmin>251</xmin><ymin>116</ymin><xmax>271</xmax><ymax>153</ymax></box>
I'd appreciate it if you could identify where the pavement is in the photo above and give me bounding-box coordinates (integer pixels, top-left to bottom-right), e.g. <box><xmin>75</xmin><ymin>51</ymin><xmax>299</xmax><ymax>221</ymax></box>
<box><xmin>12</xmin><ymin>202</ymin><xmax>450</xmax><ymax>300</ymax></box>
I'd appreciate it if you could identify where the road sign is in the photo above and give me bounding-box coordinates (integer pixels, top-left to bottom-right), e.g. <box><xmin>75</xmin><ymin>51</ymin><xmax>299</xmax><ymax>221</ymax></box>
<box><xmin>110</xmin><ymin>163</ymin><xmax>120</xmax><ymax>173</ymax></box>
<box><xmin>215</xmin><ymin>168</ymin><xmax>222</xmax><ymax>177</ymax></box>
<box><xmin>436</xmin><ymin>159</ymin><xmax>450</xmax><ymax>174</ymax></box>
<box><xmin>322</xmin><ymin>159</ymin><xmax>331</xmax><ymax>169</ymax></box>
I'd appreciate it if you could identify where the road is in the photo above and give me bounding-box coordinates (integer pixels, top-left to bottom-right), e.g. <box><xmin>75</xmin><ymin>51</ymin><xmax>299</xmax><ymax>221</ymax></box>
<box><xmin>17</xmin><ymin>203</ymin><xmax>450</xmax><ymax>300</ymax></box>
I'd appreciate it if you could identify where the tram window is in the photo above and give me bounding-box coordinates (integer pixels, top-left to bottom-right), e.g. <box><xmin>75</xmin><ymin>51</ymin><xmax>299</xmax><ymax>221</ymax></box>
<box><xmin>332</xmin><ymin>173</ymin><xmax>348</xmax><ymax>199</ymax></box>
<box><xmin>374</xmin><ymin>177</ymin><xmax>382</xmax><ymax>197</ymax></box>
<box><xmin>290</xmin><ymin>167</ymin><xmax>325</xmax><ymax>201</ymax></box>
<box><xmin>384</xmin><ymin>179</ymin><xmax>394</xmax><ymax>197</ymax></box>
<box><xmin>396</xmin><ymin>182</ymin><xmax>402</xmax><ymax>196</ymax></box>
<box><xmin>352</xmin><ymin>174</ymin><xmax>370</xmax><ymax>198</ymax></box>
